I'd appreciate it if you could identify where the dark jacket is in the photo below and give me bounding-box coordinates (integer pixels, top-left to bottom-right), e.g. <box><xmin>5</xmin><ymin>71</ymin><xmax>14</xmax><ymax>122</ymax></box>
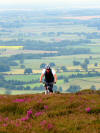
<box><xmin>44</xmin><ymin>69</ymin><xmax>54</xmax><ymax>83</ymax></box>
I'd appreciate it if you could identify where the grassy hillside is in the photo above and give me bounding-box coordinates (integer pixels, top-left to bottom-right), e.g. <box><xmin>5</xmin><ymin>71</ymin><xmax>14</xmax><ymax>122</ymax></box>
<box><xmin>0</xmin><ymin>90</ymin><xmax>100</xmax><ymax>133</ymax></box>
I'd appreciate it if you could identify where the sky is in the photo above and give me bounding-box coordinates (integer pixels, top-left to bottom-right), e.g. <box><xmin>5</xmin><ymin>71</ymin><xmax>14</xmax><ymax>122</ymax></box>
<box><xmin>0</xmin><ymin>0</ymin><xmax>100</xmax><ymax>9</ymax></box>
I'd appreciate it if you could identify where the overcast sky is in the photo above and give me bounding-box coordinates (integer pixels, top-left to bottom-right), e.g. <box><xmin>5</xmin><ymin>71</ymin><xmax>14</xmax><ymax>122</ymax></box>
<box><xmin>0</xmin><ymin>0</ymin><xmax>100</xmax><ymax>9</ymax></box>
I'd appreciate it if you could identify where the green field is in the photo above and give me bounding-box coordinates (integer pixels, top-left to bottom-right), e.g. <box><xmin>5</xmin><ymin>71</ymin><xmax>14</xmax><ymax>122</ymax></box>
<box><xmin>64</xmin><ymin>77</ymin><xmax>100</xmax><ymax>90</ymax></box>
<box><xmin>0</xmin><ymin>89</ymin><xmax>43</xmax><ymax>95</ymax></box>
<box><xmin>16</xmin><ymin>24</ymin><xmax>98</xmax><ymax>33</ymax></box>
<box><xmin>4</xmin><ymin>71</ymin><xmax>100</xmax><ymax>92</ymax></box>
<box><xmin>0</xmin><ymin>23</ymin><xmax>99</xmax><ymax>41</ymax></box>
<box><xmin>3</xmin><ymin>51</ymin><xmax>100</xmax><ymax>93</ymax></box>
<box><xmin>23</xmin><ymin>83</ymin><xmax>41</xmax><ymax>88</ymax></box>
<box><xmin>0</xmin><ymin>10</ymin><xmax>100</xmax><ymax>94</ymax></box>
<box><xmin>67</xmin><ymin>43</ymin><xmax>100</xmax><ymax>53</ymax></box>
<box><xmin>55</xmin><ymin>77</ymin><xmax>100</xmax><ymax>91</ymax></box>
<box><xmin>23</xmin><ymin>54</ymin><xmax>100</xmax><ymax>69</ymax></box>
<box><xmin>8</xmin><ymin>52</ymin><xmax>100</xmax><ymax>72</ymax></box>
<box><xmin>5</xmin><ymin>75</ymin><xmax>40</xmax><ymax>81</ymax></box>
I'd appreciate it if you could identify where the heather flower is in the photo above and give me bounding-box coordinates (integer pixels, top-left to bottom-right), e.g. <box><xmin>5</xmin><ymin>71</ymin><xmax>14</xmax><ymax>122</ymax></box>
<box><xmin>13</xmin><ymin>99</ymin><xmax>25</xmax><ymax>103</ymax></box>
<box><xmin>27</xmin><ymin>109</ymin><xmax>32</xmax><ymax>118</ymax></box>
<box><xmin>3</xmin><ymin>123</ymin><xmax>8</xmax><ymax>127</ymax></box>
<box><xmin>40</xmin><ymin>120</ymin><xmax>47</xmax><ymax>126</ymax></box>
<box><xmin>26</xmin><ymin>98</ymin><xmax>32</xmax><ymax>102</ymax></box>
<box><xmin>40</xmin><ymin>120</ymin><xmax>54</xmax><ymax>130</ymax></box>
<box><xmin>4</xmin><ymin>117</ymin><xmax>8</xmax><ymax>121</ymax></box>
<box><xmin>16</xmin><ymin>123</ymin><xmax>20</xmax><ymax>127</ymax></box>
<box><xmin>21</xmin><ymin>116</ymin><xmax>29</xmax><ymax>121</ymax></box>
<box><xmin>85</xmin><ymin>107</ymin><xmax>91</xmax><ymax>112</ymax></box>
<box><xmin>20</xmin><ymin>109</ymin><xmax>33</xmax><ymax>122</ymax></box>
<box><xmin>37</xmin><ymin>99</ymin><xmax>42</xmax><ymax>103</ymax></box>
<box><xmin>35</xmin><ymin>112</ymin><xmax>43</xmax><ymax>117</ymax></box>
<box><xmin>0</xmin><ymin>96</ymin><xmax>3</xmax><ymax>98</ymax></box>
<box><xmin>47</xmin><ymin>123</ymin><xmax>53</xmax><ymax>130</ymax></box>
<box><xmin>0</xmin><ymin>116</ymin><xmax>2</xmax><ymax>122</ymax></box>
<box><xmin>44</xmin><ymin>105</ymin><xmax>48</xmax><ymax>110</ymax></box>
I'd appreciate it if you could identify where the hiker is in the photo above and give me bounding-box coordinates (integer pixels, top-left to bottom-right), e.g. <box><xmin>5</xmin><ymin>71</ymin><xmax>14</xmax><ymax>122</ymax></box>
<box><xmin>40</xmin><ymin>65</ymin><xmax>57</xmax><ymax>94</ymax></box>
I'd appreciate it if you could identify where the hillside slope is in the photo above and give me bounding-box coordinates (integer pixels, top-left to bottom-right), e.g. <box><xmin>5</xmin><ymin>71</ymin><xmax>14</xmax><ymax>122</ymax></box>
<box><xmin>0</xmin><ymin>90</ymin><xmax>100</xmax><ymax>133</ymax></box>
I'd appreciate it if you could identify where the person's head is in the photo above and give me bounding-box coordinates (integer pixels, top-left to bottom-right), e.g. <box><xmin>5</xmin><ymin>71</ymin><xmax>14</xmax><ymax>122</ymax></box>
<box><xmin>45</xmin><ymin>65</ymin><xmax>51</xmax><ymax>73</ymax></box>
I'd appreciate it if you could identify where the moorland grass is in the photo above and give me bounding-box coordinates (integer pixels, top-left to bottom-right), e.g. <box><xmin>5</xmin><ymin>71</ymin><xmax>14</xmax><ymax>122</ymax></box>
<box><xmin>0</xmin><ymin>90</ymin><xmax>100</xmax><ymax>133</ymax></box>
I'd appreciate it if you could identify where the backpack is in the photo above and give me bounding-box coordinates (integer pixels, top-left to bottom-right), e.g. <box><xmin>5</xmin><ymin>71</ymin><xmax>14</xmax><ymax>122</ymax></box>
<box><xmin>44</xmin><ymin>68</ymin><xmax>54</xmax><ymax>83</ymax></box>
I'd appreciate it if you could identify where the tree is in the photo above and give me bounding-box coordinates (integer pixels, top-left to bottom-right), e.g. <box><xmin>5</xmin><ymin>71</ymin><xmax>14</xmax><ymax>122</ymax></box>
<box><xmin>61</xmin><ymin>66</ymin><xmax>68</xmax><ymax>72</ymax></box>
<box><xmin>81</xmin><ymin>63</ymin><xmax>88</xmax><ymax>72</ymax></box>
<box><xmin>84</xmin><ymin>58</ymin><xmax>89</xmax><ymax>65</ymax></box>
<box><xmin>24</xmin><ymin>86</ymin><xmax>31</xmax><ymax>90</ymax></box>
<box><xmin>0</xmin><ymin>63</ymin><xmax>10</xmax><ymax>72</ymax></box>
<box><xmin>89</xmin><ymin>56</ymin><xmax>92</xmax><ymax>59</ymax></box>
<box><xmin>40</xmin><ymin>63</ymin><xmax>46</xmax><ymax>69</ymax></box>
<box><xmin>0</xmin><ymin>74</ymin><xmax>5</xmax><ymax>80</ymax></box>
<box><xmin>58</xmin><ymin>86</ymin><xmax>63</xmax><ymax>92</ymax></box>
<box><xmin>73</xmin><ymin>60</ymin><xmax>81</xmax><ymax>66</ymax></box>
<box><xmin>56</xmin><ymin>68</ymin><xmax>61</xmax><ymax>73</ymax></box>
<box><xmin>20</xmin><ymin>59</ymin><xmax>24</xmax><ymax>64</ymax></box>
<box><xmin>9</xmin><ymin>61</ymin><xmax>18</xmax><ymax>66</ymax></box>
<box><xmin>67</xmin><ymin>85</ymin><xmax>81</xmax><ymax>93</ymax></box>
<box><xmin>94</xmin><ymin>63</ymin><xmax>98</xmax><ymax>67</ymax></box>
<box><xmin>90</xmin><ymin>85</ymin><xmax>96</xmax><ymax>90</ymax></box>
<box><xmin>49</xmin><ymin>62</ymin><xmax>56</xmax><ymax>67</ymax></box>
<box><xmin>5</xmin><ymin>89</ymin><xmax>11</xmax><ymax>95</ymax></box>
<box><xmin>53</xmin><ymin>86</ymin><xmax>58</xmax><ymax>92</ymax></box>
<box><xmin>64</xmin><ymin>77</ymin><xmax>69</xmax><ymax>83</ymax></box>
<box><xmin>20</xmin><ymin>65</ymin><xmax>25</xmax><ymax>69</ymax></box>
<box><xmin>24</xmin><ymin>68</ymin><xmax>33</xmax><ymax>74</ymax></box>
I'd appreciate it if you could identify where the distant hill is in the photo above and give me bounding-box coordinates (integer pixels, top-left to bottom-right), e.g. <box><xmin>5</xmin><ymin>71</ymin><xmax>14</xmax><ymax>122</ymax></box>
<box><xmin>0</xmin><ymin>90</ymin><xmax>100</xmax><ymax>133</ymax></box>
